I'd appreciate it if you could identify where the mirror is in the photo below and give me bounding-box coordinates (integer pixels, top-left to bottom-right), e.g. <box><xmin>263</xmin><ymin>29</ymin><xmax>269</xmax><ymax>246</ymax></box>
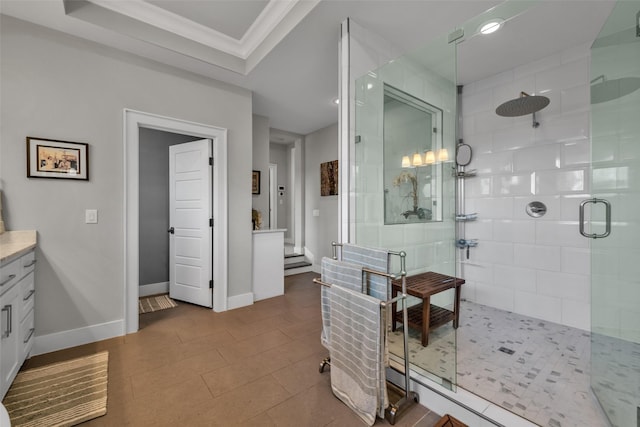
<box><xmin>456</xmin><ymin>143</ymin><xmax>472</xmax><ymax>166</ymax></box>
<box><xmin>383</xmin><ymin>84</ymin><xmax>444</xmax><ymax>224</ymax></box>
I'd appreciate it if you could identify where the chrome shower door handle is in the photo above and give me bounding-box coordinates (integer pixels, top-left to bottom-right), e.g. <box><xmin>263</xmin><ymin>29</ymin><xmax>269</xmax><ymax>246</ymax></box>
<box><xmin>579</xmin><ymin>198</ymin><xmax>611</xmax><ymax>239</ymax></box>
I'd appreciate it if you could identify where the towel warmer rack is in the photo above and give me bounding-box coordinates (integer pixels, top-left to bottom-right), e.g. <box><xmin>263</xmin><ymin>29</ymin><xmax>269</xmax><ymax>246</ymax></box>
<box><xmin>314</xmin><ymin>242</ymin><xmax>418</xmax><ymax>425</ymax></box>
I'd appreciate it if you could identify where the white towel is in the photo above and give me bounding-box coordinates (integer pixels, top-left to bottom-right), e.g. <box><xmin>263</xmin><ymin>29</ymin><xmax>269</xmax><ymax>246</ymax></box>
<box><xmin>329</xmin><ymin>285</ymin><xmax>388</xmax><ymax>426</ymax></box>
<box><xmin>320</xmin><ymin>257</ymin><xmax>364</xmax><ymax>349</ymax></box>
<box><xmin>341</xmin><ymin>244</ymin><xmax>389</xmax><ymax>301</ymax></box>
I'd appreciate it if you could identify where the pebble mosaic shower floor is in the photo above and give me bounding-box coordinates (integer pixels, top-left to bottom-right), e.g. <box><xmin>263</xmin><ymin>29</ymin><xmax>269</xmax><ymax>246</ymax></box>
<box><xmin>388</xmin><ymin>301</ymin><xmax>639</xmax><ymax>426</ymax></box>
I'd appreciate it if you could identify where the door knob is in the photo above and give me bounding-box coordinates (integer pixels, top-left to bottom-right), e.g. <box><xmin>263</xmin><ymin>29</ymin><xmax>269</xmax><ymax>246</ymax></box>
<box><xmin>168</xmin><ymin>227</ymin><xmax>175</xmax><ymax>234</ymax></box>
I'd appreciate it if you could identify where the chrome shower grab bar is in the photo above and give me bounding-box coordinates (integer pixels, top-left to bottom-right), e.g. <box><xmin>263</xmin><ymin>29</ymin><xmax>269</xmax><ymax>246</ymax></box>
<box><xmin>579</xmin><ymin>198</ymin><xmax>611</xmax><ymax>239</ymax></box>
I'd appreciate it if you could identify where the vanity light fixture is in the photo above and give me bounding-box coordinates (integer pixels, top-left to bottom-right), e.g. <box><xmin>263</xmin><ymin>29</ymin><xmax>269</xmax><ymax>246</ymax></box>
<box><xmin>424</xmin><ymin>150</ymin><xmax>436</xmax><ymax>165</ymax></box>
<box><xmin>412</xmin><ymin>152</ymin><xmax>423</xmax><ymax>166</ymax></box>
<box><xmin>401</xmin><ymin>155</ymin><xmax>411</xmax><ymax>168</ymax></box>
<box><xmin>438</xmin><ymin>148</ymin><xmax>449</xmax><ymax>162</ymax></box>
<box><xmin>479</xmin><ymin>18</ymin><xmax>504</xmax><ymax>35</ymax></box>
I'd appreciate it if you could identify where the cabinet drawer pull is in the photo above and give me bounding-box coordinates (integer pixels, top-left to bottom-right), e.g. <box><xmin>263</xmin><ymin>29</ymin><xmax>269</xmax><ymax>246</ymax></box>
<box><xmin>0</xmin><ymin>274</ymin><xmax>16</xmax><ymax>287</ymax></box>
<box><xmin>23</xmin><ymin>289</ymin><xmax>35</xmax><ymax>301</ymax></box>
<box><xmin>23</xmin><ymin>260</ymin><xmax>37</xmax><ymax>268</ymax></box>
<box><xmin>2</xmin><ymin>305</ymin><xmax>12</xmax><ymax>338</ymax></box>
<box><xmin>23</xmin><ymin>327</ymin><xmax>35</xmax><ymax>344</ymax></box>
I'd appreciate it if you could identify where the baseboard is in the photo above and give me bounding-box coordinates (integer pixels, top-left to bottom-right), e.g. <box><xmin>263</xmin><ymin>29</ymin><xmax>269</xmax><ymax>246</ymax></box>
<box><xmin>32</xmin><ymin>319</ymin><xmax>124</xmax><ymax>356</ymax></box>
<box><xmin>139</xmin><ymin>281</ymin><xmax>169</xmax><ymax>297</ymax></box>
<box><xmin>227</xmin><ymin>292</ymin><xmax>254</xmax><ymax>310</ymax></box>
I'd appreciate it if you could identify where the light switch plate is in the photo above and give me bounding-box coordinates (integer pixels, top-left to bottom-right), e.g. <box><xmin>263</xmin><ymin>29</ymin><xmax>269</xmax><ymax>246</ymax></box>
<box><xmin>85</xmin><ymin>209</ymin><xmax>98</xmax><ymax>224</ymax></box>
<box><xmin>312</xmin><ymin>209</ymin><xmax>320</xmax><ymax>217</ymax></box>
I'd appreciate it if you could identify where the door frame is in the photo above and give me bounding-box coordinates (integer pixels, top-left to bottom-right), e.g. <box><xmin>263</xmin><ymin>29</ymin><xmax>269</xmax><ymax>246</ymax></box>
<box><xmin>124</xmin><ymin>109</ymin><xmax>228</xmax><ymax>334</ymax></box>
<box><xmin>269</xmin><ymin>163</ymin><xmax>277</xmax><ymax>229</ymax></box>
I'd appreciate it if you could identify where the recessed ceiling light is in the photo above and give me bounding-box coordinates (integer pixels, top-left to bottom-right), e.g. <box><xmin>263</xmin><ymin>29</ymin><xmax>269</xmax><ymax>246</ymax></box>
<box><xmin>479</xmin><ymin>19</ymin><xmax>504</xmax><ymax>35</ymax></box>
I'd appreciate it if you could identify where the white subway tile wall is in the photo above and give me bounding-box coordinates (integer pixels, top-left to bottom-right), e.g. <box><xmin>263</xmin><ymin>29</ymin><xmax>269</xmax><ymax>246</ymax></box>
<box><xmin>354</xmin><ymin>39</ymin><xmax>457</xmax><ymax>278</ymax></box>
<box><xmin>461</xmin><ymin>45</ymin><xmax>592</xmax><ymax>330</ymax></box>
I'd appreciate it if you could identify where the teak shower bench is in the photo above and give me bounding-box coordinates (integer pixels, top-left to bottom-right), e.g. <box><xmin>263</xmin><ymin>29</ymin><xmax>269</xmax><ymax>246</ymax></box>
<box><xmin>391</xmin><ymin>271</ymin><xmax>465</xmax><ymax>346</ymax></box>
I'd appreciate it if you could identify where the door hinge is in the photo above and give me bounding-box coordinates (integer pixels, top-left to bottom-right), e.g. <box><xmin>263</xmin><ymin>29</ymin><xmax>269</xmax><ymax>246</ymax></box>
<box><xmin>209</xmin><ymin>157</ymin><xmax>213</xmax><ymax>166</ymax></box>
<box><xmin>209</xmin><ymin>218</ymin><xmax>213</xmax><ymax>227</ymax></box>
<box><xmin>209</xmin><ymin>280</ymin><xmax>213</xmax><ymax>289</ymax></box>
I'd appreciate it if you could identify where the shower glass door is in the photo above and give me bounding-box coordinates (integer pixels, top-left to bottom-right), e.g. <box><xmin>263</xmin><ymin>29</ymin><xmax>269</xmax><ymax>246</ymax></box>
<box><xmin>353</xmin><ymin>29</ymin><xmax>458</xmax><ymax>387</ymax></box>
<box><xmin>590</xmin><ymin>1</ymin><xmax>640</xmax><ymax>426</ymax></box>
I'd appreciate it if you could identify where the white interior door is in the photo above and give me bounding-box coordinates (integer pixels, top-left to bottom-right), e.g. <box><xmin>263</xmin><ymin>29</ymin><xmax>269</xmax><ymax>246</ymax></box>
<box><xmin>169</xmin><ymin>139</ymin><xmax>212</xmax><ymax>307</ymax></box>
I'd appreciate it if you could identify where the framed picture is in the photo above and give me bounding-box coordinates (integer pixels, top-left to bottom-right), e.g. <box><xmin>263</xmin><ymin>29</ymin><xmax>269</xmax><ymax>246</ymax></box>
<box><xmin>252</xmin><ymin>170</ymin><xmax>260</xmax><ymax>194</ymax></box>
<box><xmin>27</xmin><ymin>137</ymin><xmax>89</xmax><ymax>180</ymax></box>
<box><xmin>320</xmin><ymin>160</ymin><xmax>338</xmax><ymax>196</ymax></box>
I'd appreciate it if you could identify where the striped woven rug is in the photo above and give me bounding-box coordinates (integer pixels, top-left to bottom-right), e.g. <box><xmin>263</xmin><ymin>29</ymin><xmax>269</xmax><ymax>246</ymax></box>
<box><xmin>2</xmin><ymin>351</ymin><xmax>108</xmax><ymax>427</ymax></box>
<box><xmin>139</xmin><ymin>294</ymin><xmax>178</xmax><ymax>314</ymax></box>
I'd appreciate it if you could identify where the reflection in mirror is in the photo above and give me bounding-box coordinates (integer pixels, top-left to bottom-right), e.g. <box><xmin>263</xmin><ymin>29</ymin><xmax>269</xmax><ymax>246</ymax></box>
<box><xmin>383</xmin><ymin>84</ymin><xmax>444</xmax><ymax>224</ymax></box>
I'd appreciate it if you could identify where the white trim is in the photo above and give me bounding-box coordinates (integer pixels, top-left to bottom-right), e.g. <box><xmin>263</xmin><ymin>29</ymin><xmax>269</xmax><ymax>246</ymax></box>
<box><xmin>139</xmin><ymin>281</ymin><xmax>169</xmax><ymax>297</ymax></box>
<box><xmin>269</xmin><ymin>163</ymin><xmax>277</xmax><ymax>229</ymax></box>
<box><xmin>338</xmin><ymin>19</ymin><xmax>351</xmax><ymax>244</ymax></box>
<box><xmin>292</xmin><ymin>139</ymin><xmax>304</xmax><ymax>252</ymax></box>
<box><xmin>87</xmin><ymin>0</ymin><xmax>310</xmax><ymax>60</ymax></box>
<box><xmin>227</xmin><ymin>292</ymin><xmax>254</xmax><ymax>310</ymax></box>
<box><xmin>124</xmin><ymin>109</ymin><xmax>229</xmax><ymax>334</ymax></box>
<box><xmin>32</xmin><ymin>320</ymin><xmax>124</xmax><ymax>356</ymax></box>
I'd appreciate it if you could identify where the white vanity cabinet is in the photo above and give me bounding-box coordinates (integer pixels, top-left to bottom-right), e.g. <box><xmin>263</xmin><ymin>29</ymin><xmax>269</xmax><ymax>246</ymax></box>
<box><xmin>0</xmin><ymin>231</ymin><xmax>36</xmax><ymax>399</ymax></box>
<box><xmin>0</xmin><ymin>280</ymin><xmax>21</xmax><ymax>397</ymax></box>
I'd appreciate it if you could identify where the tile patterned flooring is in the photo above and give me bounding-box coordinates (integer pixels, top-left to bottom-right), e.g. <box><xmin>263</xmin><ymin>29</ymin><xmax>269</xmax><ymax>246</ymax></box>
<box><xmin>390</xmin><ymin>301</ymin><xmax>618</xmax><ymax>427</ymax></box>
<box><xmin>22</xmin><ymin>273</ymin><xmax>441</xmax><ymax>426</ymax></box>
<box><xmin>456</xmin><ymin>302</ymin><xmax>610</xmax><ymax>427</ymax></box>
<box><xmin>24</xmin><ymin>272</ymin><xmax>636</xmax><ymax>426</ymax></box>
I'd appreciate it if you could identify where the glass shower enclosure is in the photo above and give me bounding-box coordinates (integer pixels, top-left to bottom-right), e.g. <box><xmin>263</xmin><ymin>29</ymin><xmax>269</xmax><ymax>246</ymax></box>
<box><xmin>589</xmin><ymin>1</ymin><xmax>640</xmax><ymax>426</ymax></box>
<box><xmin>352</xmin><ymin>29</ymin><xmax>458</xmax><ymax>387</ymax></box>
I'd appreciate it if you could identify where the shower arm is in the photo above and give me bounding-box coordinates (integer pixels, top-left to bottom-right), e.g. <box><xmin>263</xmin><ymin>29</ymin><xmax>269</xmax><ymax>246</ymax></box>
<box><xmin>519</xmin><ymin>92</ymin><xmax>540</xmax><ymax>127</ymax></box>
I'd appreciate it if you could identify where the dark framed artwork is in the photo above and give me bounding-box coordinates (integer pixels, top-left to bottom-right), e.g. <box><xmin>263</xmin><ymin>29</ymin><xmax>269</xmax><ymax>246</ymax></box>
<box><xmin>26</xmin><ymin>137</ymin><xmax>89</xmax><ymax>180</ymax></box>
<box><xmin>252</xmin><ymin>170</ymin><xmax>261</xmax><ymax>194</ymax></box>
<box><xmin>320</xmin><ymin>160</ymin><xmax>338</xmax><ymax>196</ymax></box>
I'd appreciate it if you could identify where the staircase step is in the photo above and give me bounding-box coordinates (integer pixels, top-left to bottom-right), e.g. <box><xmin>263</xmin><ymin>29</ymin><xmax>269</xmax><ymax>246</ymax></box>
<box><xmin>284</xmin><ymin>253</ymin><xmax>304</xmax><ymax>259</ymax></box>
<box><xmin>284</xmin><ymin>263</ymin><xmax>314</xmax><ymax>276</ymax></box>
<box><xmin>285</xmin><ymin>256</ymin><xmax>306</xmax><ymax>266</ymax></box>
<box><xmin>284</xmin><ymin>261</ymin><xmax>312</xmax><ymax>270</ymax></box>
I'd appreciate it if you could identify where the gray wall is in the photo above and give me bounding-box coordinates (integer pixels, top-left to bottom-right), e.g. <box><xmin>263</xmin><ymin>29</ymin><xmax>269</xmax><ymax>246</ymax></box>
<box><xmin>304</xmin><ymin>123</ymin><xmax>339</xmax><ymax>269</ymax></box>
<box><xmin>252</xmin><ymin>115</ymin><xmax>269</xmax><ymax>227</ymax></box>
<box><xmin>139</xmin><ymin>128</ymin><xmax>197</xmax><ymax>286</ymax></box>
<box><xmin>269</xmin><ymin>144</ymin><xmax>290</xmax><ymax>234</ymax></box>
<box><xmin>0</xmin><ymin>16</ymin><xmax>253</xmax><ymax>337</ymax></box>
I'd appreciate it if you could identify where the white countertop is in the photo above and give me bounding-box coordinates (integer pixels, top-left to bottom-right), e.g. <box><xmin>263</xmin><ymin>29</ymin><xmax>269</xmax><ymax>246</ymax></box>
<box><xmin>252</xmin><ymin>228</ymin><xmax>287</xmax><ymax>234</ymax></box>
<box><xmin>0</xmin><ymin>230</ymin><xmax>37</xmax><ymax>264</ymax></box>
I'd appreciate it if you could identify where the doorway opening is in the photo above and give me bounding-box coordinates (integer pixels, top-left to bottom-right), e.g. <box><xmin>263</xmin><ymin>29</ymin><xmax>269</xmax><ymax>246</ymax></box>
<box><xmin>124</xmin><ymin>109</ymin><xmax>228</xmax><ymax>334</ymax></box>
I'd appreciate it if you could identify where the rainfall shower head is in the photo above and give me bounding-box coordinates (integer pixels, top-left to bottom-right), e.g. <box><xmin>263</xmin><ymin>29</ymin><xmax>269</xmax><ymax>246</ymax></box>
<box><xmin>590</xmin><ymin>75</ymin><xmax>640</xmax><ymax>104</ymax></box>
<box><xmin>495</xmin><ymin>92</ymin><xmax>550</xmax><ymax>127</ymax></box>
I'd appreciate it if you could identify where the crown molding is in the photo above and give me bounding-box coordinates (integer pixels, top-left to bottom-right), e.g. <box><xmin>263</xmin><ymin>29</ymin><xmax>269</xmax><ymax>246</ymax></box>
<box><xmin>86</xmin><ymin>0</ymin><xmax>304</xmax><ymax>60</ymax></box>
